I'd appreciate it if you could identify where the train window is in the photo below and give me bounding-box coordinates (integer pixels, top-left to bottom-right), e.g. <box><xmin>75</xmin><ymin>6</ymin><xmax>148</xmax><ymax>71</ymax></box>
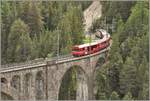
<box><xmin>80</xmin><ymin>48</ymin><xmax>84</xmax><ymax>51</ymax></box>
<box><xmin>87</xmin><ymin>47</ymin><xmax>91</xmax><ymax>51</ymax></box>
<box><xmin>91</xmin><ymin>45</ymin><xmax>96</xmax><ymax>49</ymax></box>
<box><xmin>85</xmin><ymin>47</ymin><xmax>88</xmax><ymax>51</ymax></box>
<box><xmin>73</xmin><ymin>48</ymin><xmax>80</xmax><ymax>51</ymax></box>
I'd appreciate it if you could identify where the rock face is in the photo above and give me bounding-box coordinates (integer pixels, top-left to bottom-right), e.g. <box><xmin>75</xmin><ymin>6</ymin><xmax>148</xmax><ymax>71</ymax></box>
<box><xmin>84</xmin><ymin>1</ymin><xmax>102</xmax><ymax>33</ymax></box>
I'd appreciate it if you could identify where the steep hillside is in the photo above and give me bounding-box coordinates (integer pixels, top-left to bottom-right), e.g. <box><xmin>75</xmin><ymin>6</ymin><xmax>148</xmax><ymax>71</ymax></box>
<box><xmin>83</xmin><ymin>1</ymin><xmax>102</xmax><ymax>33</ymax></box>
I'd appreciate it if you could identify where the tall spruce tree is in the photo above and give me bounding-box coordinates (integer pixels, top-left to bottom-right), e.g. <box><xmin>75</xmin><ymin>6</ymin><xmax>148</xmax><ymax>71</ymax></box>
<box><xmin>57</xmin><ymin>4</ymin><xmax>84</xmax><ymax>54</ymax></box>
<box><xmin>7</xmin><ymin>19</ymin><xmax>32</xmax><ymax>63</ymax></box>
<box><xmin>1</xmin><ymin>1</ymin><xmax>17</xmax><ymax>64</ymax></box>
<box><xmin>21</xmin><ymin>1</ymin><xmax>43</xmax><ymax>38</ymax></box>
<box><xmin>119</xmin><ymin>57</ymin><xmax>137</xmax><ymax>97</ymax></box>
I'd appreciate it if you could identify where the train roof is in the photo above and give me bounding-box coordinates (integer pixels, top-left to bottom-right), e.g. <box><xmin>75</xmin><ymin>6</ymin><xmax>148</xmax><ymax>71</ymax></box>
<box><xmin>76</xmin><ymin>29</ymin><xmax>110</xmax><ymax>48</ymax></box>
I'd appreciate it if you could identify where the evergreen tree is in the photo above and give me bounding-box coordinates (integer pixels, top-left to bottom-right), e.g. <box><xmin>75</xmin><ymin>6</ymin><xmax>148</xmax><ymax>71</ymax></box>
<box><xmin>58</xmin><ymin>4</ymin><xmax>84</xmax><ymax>54</ymax></box>
<box><xmin>119</xmin><ymin>1</ymin><xmax>148</xmax><ymax>43</ymax></box>
<box><xmin>1</xmin><ymin>1</ymin><xmax>17</xmax><ymax>64</ymax></box>
<box><xmin>21</xmin><ymin>1</ymin><xmax>43</xmax><ymax>38</ymax></box>
<box><xmin>7</xmin><ymin>19</ymin><xmax>32</xmax><ymax>63</ymax></box>
<box><xmin>41</xmin><ymin>2</ymin><xmax>65</xmax><ymax>30</ymax></box>
<box><xmin>119</xmin><ymin>57</ymin><xmax>136</xmax><ymax>97</ymax></box>
<box><xmin>32</xmin><ymin>30</ymin><xmax>57</xmax><ymax>58</ymax></box>
<box><xmin>137</xmin><ymin>56</ymin><xmax>149</xmax><ymax>100</ymax></box>
<box><xmin>106</xmin><ymin>19</ymin><xmax>124</xmax><ymax>94</ymax></box>
<box><xmin>95</xmin><ymin>70</ymin><xmax>107</xmax><ymax>99</ymax></box>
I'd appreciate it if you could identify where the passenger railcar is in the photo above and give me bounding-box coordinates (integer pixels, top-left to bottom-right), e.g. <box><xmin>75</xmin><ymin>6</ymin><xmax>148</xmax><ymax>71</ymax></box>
<box><xmin>72</xmin><ymin>29</ymin><xmax>111</xmax><ymax>57</ymax></box>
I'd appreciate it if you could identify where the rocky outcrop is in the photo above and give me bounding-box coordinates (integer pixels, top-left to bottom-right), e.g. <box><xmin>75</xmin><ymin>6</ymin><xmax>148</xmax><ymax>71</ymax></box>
<box><xmin>84</xmin><ymin>1</ymin><xmax>102</xmax><ymax>33</ymax></box>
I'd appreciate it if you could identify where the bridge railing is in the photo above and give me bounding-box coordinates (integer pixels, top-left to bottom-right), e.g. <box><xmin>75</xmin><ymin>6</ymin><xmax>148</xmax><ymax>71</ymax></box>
<box><xmin>1</xmin><ymin>54</ymin><xmax>72</xmax><ymax>69</ymax></box>
<box><xmin>1</xmin><ymin>41</ymin><xmax>112</xmax><ymax>70</ymax></box>
<box><xmin>46</xmin><ymin>54</ymin><xmax>72</xmax><ymax>61</ymax></box>
<box><xmin>1</xmin><ymin>58</ymin><xmax>46</xmax><ymax>68</ymax></box>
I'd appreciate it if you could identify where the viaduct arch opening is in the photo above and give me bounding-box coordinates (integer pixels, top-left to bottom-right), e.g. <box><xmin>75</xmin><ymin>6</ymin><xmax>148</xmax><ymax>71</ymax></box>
<box><xmin>10</xmin><ymin>75</ymin><xmax>21</xmax><ymax>99</ymax></box>
<box><xmin>1</xmin><ymin>92</ymin><xmax>14</xmax><ymax>100</ymax></box>
<box><xmin>24</xmin><ymin>73</ymin><xmax>32</xmax><ymax>99</ymax></box>
<box><xmin>35</xmin><ymin>71</ymin><xmax>45</xmax><ymax>100</ymax></box>
<box><xmin>1</xmin><ymin>78</ymin><xmax>8</xmax><ymax>84</ymax></box>
<box><xmin>11</xmin><ymin>75</ymin><xmax>21</xmax><ymax>91</ymax></box>
<box><xmin>58</xmin><ymin>65</ymin><xmax>88</xmax><ymax>100</ymax></box>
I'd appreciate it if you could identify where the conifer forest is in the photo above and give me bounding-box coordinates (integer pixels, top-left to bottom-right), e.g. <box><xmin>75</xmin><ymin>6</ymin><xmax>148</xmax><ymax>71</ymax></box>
<box><xmin>1</xmin><ymin>0</ymin><xmax>149</xmax><ymax>100</ymax></box>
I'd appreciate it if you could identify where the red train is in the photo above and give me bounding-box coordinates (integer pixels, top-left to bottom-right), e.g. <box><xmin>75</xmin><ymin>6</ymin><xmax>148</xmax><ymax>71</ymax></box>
<box><xmin>72</xmin><ymin>29</ymin><xmax>111</xmax><ymax>57</ymax></box>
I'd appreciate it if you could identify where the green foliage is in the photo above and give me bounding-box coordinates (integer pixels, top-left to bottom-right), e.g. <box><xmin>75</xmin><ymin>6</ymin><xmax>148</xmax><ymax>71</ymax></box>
<box><xmin>96</xmin><ymin>92</ymin><xmax>107</xmax><ymax>100</ymax></box>
<box><xmin>95</xmin><ymin>1</ymin><xmax>149</xmax><ymax>100</ymax></box>
<box><xmin>41</xmin><ymin>2</ymin><xmax>64</xmax><ymax>30</ymax></box>
<box><xmin>119</xmin><ymin>1</ymin><xmax>148</xmax><ymax>43</ymax></box>
<box><xmin>136</xmin><ymin>56</ymin><xmax>149</xmax><ymax>100</ymax></box>
<box><xmin>123</xmin><ymin>92</ymin><xmax>133</xmax><ymax>100</ymax></box>
<box><xmin>1</xmin><ymin>1</ymin><xmax>19</xmax><ymax>64</ymax></box>
<box><xmin>119</xmin><ymin>57</ymin><xmax>136</xmax><ymax>96</ymax></box>
<box><xmin>32</xmin><ymin>30</ymin><xmax>57</xmax><ymax>58</ymax></box>
<box><xmin>110</xmin><ymin>91</ymin><xmax>120</xmax><ymax>100</ymax></box>
<box><xmin>83</xmin><ymin>37</ymin><xmax>92</xmax><ymax>43</ymax></box>
<box><xmin>21</xmin><ymin>1</ymin><xmax>44</xmax><ymax>38</ymax></box>
<box><xmin>7</xmin><ymin>19</ymin><xmax>32</xmax><ymax>62</ymax></box>
<box><xmin>58</xmin><ymin>4</ymin><xmax>84</xmax><ymax>54</ymax></box>
<box><xmin>2</xmin><ymin>1</ymin><xmax>85</xmax><ymax>63</ymax></box>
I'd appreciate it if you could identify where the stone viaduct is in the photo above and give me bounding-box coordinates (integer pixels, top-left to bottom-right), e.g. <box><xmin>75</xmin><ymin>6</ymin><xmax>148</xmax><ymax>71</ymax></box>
<box><xmin>0</xmin><ymin>47</ymin><xmax>110</xmax><ymax>100</ymax></box>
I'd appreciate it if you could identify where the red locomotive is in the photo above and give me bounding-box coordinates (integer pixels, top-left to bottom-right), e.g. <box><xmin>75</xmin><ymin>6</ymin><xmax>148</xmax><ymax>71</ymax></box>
<box><xmin>72</xmin><ymin>29</ymin><xmax>111</xmax><ymax>57</ymax></box>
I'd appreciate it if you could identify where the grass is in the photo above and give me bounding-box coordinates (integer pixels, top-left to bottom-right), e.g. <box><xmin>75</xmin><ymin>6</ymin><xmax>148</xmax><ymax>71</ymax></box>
<box><xmin>83</xmin><ymin>37</ymin><xmax>92</xmax><ymax>44</ymax></box>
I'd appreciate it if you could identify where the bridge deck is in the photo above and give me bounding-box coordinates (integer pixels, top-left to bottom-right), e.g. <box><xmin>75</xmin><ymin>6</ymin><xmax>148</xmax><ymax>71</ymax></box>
<box><xmin>1</xmin><ymin>41</ymin><xmax>112</xmax><ymax>73</ymax></box>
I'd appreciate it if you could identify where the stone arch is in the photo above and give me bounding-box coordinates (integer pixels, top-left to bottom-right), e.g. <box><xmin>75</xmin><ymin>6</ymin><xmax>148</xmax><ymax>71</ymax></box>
<box><xmin>1</xmin><ymin>83</ymin><xmax>18</xmax><ymax>100</ymax></box>
<box><xmin>1</xmin><ymin>92</ymin><xmax>14</xmax><ymax>100</ymax></box>
<box><xmin>10</xmin><ymin>75</ymin><xmax>21</xmax><ymax>92</ymax></box>
<box><xmin>24</xmin><ymin>73</ymin><xmax>32</xmax><ymax>99</ymax></box>
<box><xmin>58</xmin><ymin>65</ymin><xmax>88</xmax><ymax>100</ymax></box>
<box><xmin>1</xmin><ymin>77</ymin><xmax>8</xmax><ymax>84</ymax></box>
<box><xmin>35</xmin><ymin>71</ymin><xmax>45</xmax><ymax>100</ymax></box>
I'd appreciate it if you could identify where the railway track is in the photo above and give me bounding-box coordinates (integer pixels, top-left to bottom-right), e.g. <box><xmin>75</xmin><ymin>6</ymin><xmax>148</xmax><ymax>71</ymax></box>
<box><xmin>0</xmin><ymin>39</ymin><xmax>112</xmax><ymax>73</ymax></box>
<box><xmin>0</xmin><ymin>46</ymin><xmax>111</xmax><ymax>73</ymax></box>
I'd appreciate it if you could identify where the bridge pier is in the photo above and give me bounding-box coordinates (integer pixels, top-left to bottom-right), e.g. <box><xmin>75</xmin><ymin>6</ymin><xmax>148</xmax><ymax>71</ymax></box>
<box><xmin>20</xmin><ymin>74</ymin><xmax>24</xmax><ymax>100</ymax></box>
<box><xmin>76</xmin><ymin>68</ymin><xmax>88</xmax><ymax>100</ymax></box>
<box><xmin>87</xmin><ymin>72</ymin><xmax>95</xmax><ymax>100</ymax></box>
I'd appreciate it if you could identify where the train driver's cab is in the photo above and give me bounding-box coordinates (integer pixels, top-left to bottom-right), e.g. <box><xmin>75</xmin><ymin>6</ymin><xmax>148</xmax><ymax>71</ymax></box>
<box><xmin>95</xmin><ymin>29</ymin><xmax>104</xmax><ymax>39</ymax></box>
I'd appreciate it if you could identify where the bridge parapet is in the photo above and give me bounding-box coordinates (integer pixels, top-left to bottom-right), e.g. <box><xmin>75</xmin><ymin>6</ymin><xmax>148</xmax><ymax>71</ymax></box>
<box><xmin>1</xmin><ymin>54</ymin><xmax>72</xmax><ymax>69</ymax></box>
<box><xmin>1</xmin><ymin>46</ymin><xmax>111</xmax><ymax>73</ymax></box>
<box><xmin>1</xmin><ymin>58</ymin><xmax>45</xmax><ymax>68</ymax></box>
